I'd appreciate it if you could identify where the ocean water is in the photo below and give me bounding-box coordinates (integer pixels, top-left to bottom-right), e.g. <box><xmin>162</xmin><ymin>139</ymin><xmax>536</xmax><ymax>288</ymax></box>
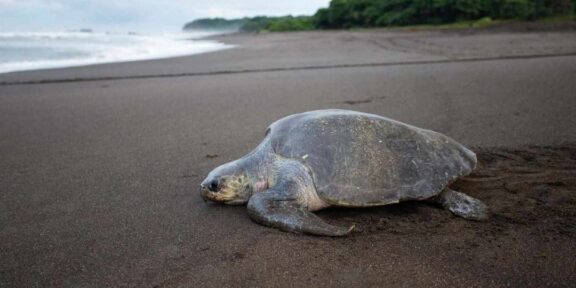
<box><xmin>0</xmin><ymin>31</ymin><xmax>232</xmax><ymax>74</ymax></box>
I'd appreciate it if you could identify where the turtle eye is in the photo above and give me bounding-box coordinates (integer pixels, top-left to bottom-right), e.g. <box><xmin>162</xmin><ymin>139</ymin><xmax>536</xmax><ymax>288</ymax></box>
<box><xmin>208</xmin><ymin>179</ymin><xmax>219</xmax><ymax>192</ymax></box>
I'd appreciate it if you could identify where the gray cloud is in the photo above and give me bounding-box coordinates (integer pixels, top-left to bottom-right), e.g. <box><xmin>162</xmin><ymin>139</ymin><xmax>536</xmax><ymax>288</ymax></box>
<box><xmin>0</xmin><ymin>0</ymin><xmax>330</xmax><ymax>32</ymax></box>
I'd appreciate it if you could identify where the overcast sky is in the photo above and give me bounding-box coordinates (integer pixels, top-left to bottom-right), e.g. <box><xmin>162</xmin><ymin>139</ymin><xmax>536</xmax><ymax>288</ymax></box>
<box><xmin>0</xmin><ymin>0</ymin><xmax>331</xmax><ymax>32</ymax></box>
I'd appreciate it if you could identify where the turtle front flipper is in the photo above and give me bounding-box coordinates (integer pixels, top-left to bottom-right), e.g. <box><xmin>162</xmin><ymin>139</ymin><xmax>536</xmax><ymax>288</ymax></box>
<box><xmin>248</xmin><ymin>192</ymin><xmax>353</xmax><ymax>236</ymax></box>
<box><xmin>247</xmin><ymin>159</ymin><xmax>354</xmax><ymax>237</ymax></box>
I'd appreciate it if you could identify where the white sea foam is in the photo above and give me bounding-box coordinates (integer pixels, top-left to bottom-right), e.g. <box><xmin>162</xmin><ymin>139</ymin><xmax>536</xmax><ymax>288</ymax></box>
<box><xmin>0</xmin><ymin>31</ymin><xmax>232</xmax><ymax>74</ymax></box>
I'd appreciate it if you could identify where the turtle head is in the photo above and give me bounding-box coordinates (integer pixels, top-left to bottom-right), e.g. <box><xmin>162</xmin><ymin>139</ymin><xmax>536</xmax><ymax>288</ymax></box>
<box><xmin>200</xmin><ymin>161</ymin><xmax>253</xmax><ymax>205</ymax></box>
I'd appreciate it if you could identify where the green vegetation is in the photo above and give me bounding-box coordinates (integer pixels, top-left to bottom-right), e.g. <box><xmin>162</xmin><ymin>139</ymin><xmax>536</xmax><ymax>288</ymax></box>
<box><xmin>183</xmin><ymin>18</ymin><xmax>246</xmax><ymax>31</ymax></box>
<box><xmin>183</xmin><ymin>0</ymin><xmax>576</xmax><ymax>32</ymax></box>
<box><xmin>241</xmin><ymin>16</ymin><xmax>315</xmax><ymax>32</ymax></box>
<box><xmin>314</xmin><ymin>0</ymin><xmax>575</xmax><ymax>28</ymax></box>
<box><xmin>183</xmin><ymin>16</ymin><xmax>314</xmax><ymax>32</ymax></box>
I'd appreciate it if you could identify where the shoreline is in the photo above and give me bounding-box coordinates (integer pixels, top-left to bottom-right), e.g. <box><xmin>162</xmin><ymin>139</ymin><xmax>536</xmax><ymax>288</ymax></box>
<box><xmin>3</xmin><ymin>20</ymin><xmax>575</xmax><ymax>80</ymax></box>
<box><xmin>0</xmin><ymin>32</ymin><xmax>233</xmax><ymax>75</ymax></box>
<box><xmin>2</xmin><ymin>25</ymin><xmax>575</xmax><ymax>83</ymax></box>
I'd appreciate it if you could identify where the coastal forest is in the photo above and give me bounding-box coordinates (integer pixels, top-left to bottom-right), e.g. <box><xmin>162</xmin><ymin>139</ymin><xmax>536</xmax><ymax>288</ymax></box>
<box><xmin>183</xmin><ymin>0</ymin><xmax>575</xmax><ymax>32</ymax></box>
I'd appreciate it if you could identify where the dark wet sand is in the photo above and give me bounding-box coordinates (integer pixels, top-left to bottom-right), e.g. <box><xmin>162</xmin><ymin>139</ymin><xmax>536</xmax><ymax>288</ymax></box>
<box><xmin>1</xmin><ymin>28</ymin><xmax>576</xmax><ymax>287</ymax></box>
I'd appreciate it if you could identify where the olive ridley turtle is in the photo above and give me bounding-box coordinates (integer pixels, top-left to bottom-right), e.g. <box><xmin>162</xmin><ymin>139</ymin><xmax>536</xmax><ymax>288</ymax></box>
<box><xmin>200</xmin><ymin>109</ymin><xmax>488</xmax><ymax>236</ymax></box>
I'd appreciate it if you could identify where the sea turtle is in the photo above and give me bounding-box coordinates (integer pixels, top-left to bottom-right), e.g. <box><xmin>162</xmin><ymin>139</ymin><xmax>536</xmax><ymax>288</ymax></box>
<box><xmin>200</xmin><ymin>109</ymin><xmax>488</xmax><ymax>236</ymax></box>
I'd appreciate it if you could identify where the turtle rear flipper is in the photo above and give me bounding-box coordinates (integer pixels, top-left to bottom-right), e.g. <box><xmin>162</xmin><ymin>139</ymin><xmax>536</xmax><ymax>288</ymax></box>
<box><xmin>247</xmin><ymin>159</ymin><xmax>353</xmax><ymax>237</ymax></box>
<box><xmin>431</xmin><ymin>188</ymin><xmax>489</xmax><ymax>221</ymax></box>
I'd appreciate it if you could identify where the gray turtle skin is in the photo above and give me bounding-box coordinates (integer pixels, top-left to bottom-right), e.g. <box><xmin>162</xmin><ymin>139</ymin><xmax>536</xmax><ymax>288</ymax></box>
<box><xmin>200</xmin><ymin>109</ymin><xmax>488</xmax><ymax>236</ymax></box>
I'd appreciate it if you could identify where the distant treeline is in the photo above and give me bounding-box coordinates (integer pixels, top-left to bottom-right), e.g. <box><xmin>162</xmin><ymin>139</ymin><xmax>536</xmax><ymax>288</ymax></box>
<box><xmin>315</xmin><ymin>0</ymin><xmax>575</xmax><ymax>28</ymax></box>
<box><xmin>183</xmin><ymin>16</ymin><xmax>314</xmax><ymax>32</ymax></box>
<box><xmin>183</xmin><ymin>18</ymin><xmax>246</xmax><ymax>31</ymax></box>
<box><xmin>183</xmin><ymin>0</ymin><xmax>575</xmax><ymax>32</ymax></box>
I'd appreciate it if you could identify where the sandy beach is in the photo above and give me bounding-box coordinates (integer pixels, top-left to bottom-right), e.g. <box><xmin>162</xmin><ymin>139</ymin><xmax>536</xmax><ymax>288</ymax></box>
<box><xmin>1</xmin><ymin>27</ymin><xmax>576</xmax><ymax>287</ymax></box>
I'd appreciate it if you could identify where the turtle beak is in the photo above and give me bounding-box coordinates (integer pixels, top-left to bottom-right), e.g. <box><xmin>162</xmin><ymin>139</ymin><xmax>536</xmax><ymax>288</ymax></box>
<box><xmin>200</xmin><ymin>185</ymin><xmax>209</xmax><ymax>202</ymax></box>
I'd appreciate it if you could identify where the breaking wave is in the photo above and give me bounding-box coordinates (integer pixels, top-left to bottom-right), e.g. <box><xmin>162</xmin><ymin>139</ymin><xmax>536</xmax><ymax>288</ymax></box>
<box><xmin>0</xmin><ymin>31</ymin><xmax>232</xmax><ymax>74</ymax></box>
